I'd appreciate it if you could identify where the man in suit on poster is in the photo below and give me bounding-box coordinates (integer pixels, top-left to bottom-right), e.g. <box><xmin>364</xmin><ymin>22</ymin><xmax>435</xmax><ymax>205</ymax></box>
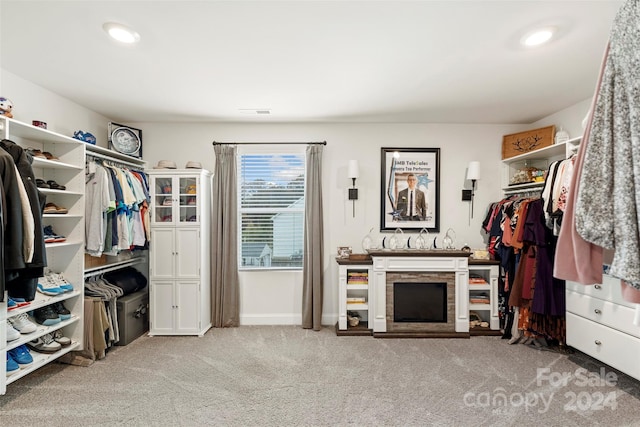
<box><xmin>397</xmin><ymin>173</ymin><xmax>427</xmax><ymax>220</ymax></box>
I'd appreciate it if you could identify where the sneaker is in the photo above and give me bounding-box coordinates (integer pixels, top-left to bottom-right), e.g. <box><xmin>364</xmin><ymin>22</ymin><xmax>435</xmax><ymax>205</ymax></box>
<box><xmin>6</xmin><ymin>322</ymin><xmax>21</xmax><ymax>341</ymax></box>
<box><xmin>8</xmin><ymin>345</ymin><xmax>33</xmax><ymax>367</ymax></box>
<box><xmin>6</xmin><ymin>353</ymin><xmax>20</xmax><ymax>376</ymax></box>
<box><xmin>8</xmin><ymin>313</ymin><xmax>38</xmax><ymax>334</ymax></box>
<box><xmin>9</xmin><ymin>297</ymin><xmax>31</xmax><ymax>308</ymax></box>
<box><xmin>52</xmin><ymin>329</ymin><xmax>72</xmax><ymax>347</ymax></box>
<box><xmin>7</xmin><ymin>298</ymin><xmax>18</xmax><ymax>311</ymax></box>
<box><xmin>43</xmin><ymin>225</ymin><xmax>66</xmax><ymax>243</ymax></box>
<box><xmin>49</xmin><ymin>272</ymin><xmax>74</xmax><ymax>292</ymax></box>
<box><xmin>52</xmin><ymin>301</ymin><xmax>71</xmax><ymax>320</ymax></box>
<box><xmin>33</xmin><ymin>306</ymin><xmax>61</xmax><ymax>326</ymax></box>
<box><xmin>37</xmin><ymin>275</ymin><xmax>64</xmax><ymax>296</ymax></box>
<box><xmin>27</xmin><ymin>333</ymin><xmax>62</xmax><ymax>353</ymax></box>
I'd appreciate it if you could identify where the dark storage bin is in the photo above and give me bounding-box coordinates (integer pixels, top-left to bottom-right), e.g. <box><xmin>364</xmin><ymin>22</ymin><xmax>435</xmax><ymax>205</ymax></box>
<box><xmin>115</xmin><ymin>289</ymin><xmax>149</xmax><ymax>346</ymax></box>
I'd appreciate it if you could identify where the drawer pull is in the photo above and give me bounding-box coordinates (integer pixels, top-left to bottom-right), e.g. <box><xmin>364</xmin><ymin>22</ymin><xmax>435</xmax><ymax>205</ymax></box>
<box><xmin>594</xmin><ymin>284</ymin><xmax>602</xmax><ymax>290</ymax></box>
<box><xmin>594</xmin><ymin>340</ymin><xmax>602</xmax><ymax>346</ymax></box>
<box><xmin>594</xmin><ymin>309</ymin><xmax>602</xmax><ymax>315</ymax></box>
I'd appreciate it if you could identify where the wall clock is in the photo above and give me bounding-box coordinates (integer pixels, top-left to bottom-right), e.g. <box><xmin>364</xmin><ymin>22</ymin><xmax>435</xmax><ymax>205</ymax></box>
<box><xmin>108</xmin><ymin>122</ymin><xmax>143</xmax><ymax>158</ymax></box>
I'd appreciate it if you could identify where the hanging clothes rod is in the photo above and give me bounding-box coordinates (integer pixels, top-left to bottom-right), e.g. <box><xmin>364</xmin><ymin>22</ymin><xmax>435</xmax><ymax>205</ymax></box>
<box><xmin>84</xmin><ymin>257</ymin><xmax>145</xmax><ymax>278</ymax></box>
<box><xmin>86</xmin><ymin>152</ymin><xmax>144</xmax><ymax>169</ymax></box>
<box><xmin>212</xmin><ymin>141</ymin><xmax>326</xmax><ymax>146</ymax></box>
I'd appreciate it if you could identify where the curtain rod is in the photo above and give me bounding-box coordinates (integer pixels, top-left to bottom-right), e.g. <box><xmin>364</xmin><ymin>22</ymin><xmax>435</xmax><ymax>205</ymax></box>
<box><xmin>212</xmin><ymin>141</ymin><xmax>326</xmax><ymax>146</ymax></box>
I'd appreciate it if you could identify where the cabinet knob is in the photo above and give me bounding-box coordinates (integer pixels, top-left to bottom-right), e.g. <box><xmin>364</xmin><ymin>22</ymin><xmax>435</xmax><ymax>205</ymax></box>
<box><xmin>594</xmin><ymin>340</ymin><xmax>602</xmax><ymax>346</ymax></box>
<box><xmin>594</xmin><ymin>284</ymin><xmax>602</xmax><ymax>290</ymax></box>
<box><xmin>594</xmin><ymin>309</ymin><xmax>602</xmax><ymax>315</ymax></box>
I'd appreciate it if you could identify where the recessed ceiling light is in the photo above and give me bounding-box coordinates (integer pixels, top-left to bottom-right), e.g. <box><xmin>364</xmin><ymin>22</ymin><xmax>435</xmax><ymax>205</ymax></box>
<box><xmin>520</xmin><ymin>27</ymin><xmax>555</xmax><ymax>47</ymax></box>
<box><xmin>103</xmin><ymin>22</ymin><xmax>140</xmax><ymax>44</ymax></box>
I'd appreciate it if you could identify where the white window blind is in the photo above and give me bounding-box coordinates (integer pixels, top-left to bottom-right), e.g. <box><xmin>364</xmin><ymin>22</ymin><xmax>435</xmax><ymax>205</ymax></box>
<box><xmin>238</xmin><ymin>152</ymin><xmax>305</xmax><ymax>269</ymax></box>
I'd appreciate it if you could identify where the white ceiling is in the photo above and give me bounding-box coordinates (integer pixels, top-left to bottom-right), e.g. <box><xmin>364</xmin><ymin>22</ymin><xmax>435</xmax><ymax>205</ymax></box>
<box><xmin>0</xmin><ymin>0</ymin><xmax>623</xmax><ymax>124</ymax></box>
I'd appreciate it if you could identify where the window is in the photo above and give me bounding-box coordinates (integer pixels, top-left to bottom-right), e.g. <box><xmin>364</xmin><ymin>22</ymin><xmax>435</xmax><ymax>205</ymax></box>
<box><xmin>238</xmin><ymin>150</ymin><xmax>305</xmax><ymax>269</ymax></box>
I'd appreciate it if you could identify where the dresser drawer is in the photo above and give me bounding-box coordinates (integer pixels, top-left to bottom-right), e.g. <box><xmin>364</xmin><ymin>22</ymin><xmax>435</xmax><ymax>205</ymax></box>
<box><xmin>566</xmin><ymin>312</ymin><xmax>640</xmax><ymax>381</ymax></box>
<box><xmin>567</xmin><ymin>275</ymin><xmax>637</xmax><ymax>308</ymax></box>
<box><xmin>566</xmin><ymin>290</ymin><xmax>640</xmax><ymax>338</ymax></box>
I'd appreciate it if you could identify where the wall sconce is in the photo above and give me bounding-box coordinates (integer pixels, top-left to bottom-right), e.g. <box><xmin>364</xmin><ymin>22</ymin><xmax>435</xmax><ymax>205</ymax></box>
<box><xmin>348</xmin><ymin>160</ymin><xmax>359</xmax><ymax>217</ymax></box>
<box><xmin>463</xmin><ymin>161</ymin><xmax>481</xmax><ymax>218</ymax></box>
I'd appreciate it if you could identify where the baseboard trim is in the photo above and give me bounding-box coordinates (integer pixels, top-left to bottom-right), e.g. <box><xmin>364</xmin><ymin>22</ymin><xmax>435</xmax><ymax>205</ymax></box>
<box><xmin>240</xmin><ymin>313</ymin><xmax>338</xmax><ymax>326</ymax></box>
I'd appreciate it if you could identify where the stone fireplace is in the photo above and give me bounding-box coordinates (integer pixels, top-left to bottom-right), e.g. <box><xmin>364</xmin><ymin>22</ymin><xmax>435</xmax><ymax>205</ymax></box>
<box><xmin>368</xmin><ymin>250</ymin><xmax>470</xmax><ymax>335</ymax></box>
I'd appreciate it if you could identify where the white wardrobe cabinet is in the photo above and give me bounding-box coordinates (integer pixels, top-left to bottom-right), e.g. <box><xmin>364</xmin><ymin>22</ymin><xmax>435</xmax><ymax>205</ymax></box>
<box><xmin>147</xmin><ymin>169</ymin><xmax>212</xmax><ymax>337</ymax></box>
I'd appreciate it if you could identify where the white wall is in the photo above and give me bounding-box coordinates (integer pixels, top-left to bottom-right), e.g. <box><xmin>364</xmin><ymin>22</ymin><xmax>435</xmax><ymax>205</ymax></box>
<box><xmin>530</xmin><ymin>97</ymin><xmax>591</xmax><ymax>139</ymax></box>
<box><xmin>2</xmin><ymin>67</ymin><xmax>592</xmax><ymax>327</ymax></box>
<box><xmin>1</xmin><ymin>69</ymin><xmax>111</xmax><ymax>144</ymax></box>
<box><xmin>135</xmin><ymin>121</ymin><xmax>526</xmax><ymax>325</ymax></box>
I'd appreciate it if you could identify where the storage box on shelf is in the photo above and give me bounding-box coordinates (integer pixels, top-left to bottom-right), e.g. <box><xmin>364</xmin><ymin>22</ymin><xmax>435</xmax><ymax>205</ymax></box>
<box><xmin>0</xmin><ymin>117</ymin><xmax>85</xmax><ymax>394</ymax></box>
<box><xmin>147</xmin><ymin>169</ymin><xmax>212</xmax><ymax>336</ymax></box>
<box><xmin>468</xmin><ymin>259</ymin><xmax>500</xmax><ymax>335</ymax></box>
<box><xmin>336</xmin><ymin>257</ymin><xmax>373</xmax><ymax>335</ymax></box>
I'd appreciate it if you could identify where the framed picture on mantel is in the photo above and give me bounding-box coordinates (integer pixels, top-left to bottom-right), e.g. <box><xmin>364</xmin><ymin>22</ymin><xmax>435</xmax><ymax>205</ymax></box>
<box><xmin>380</xmin><ymin>147</ymin><xmax>440</xmax><ymax>232</ymax></box>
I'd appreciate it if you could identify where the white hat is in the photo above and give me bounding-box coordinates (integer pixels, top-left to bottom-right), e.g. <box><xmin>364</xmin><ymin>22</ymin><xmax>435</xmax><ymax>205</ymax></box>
<box><xmin>153</xmin><ymin>160</ymin><xmax>177</xmax><ymax>169</ymax></box>
<box><xmin>185</xmin><ymin>161</ymin><xmax>202</xmax><ymax>169</ymax></box>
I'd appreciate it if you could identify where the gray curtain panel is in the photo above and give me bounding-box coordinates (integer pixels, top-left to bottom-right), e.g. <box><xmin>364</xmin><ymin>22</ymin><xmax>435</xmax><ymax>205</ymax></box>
<box><xmin>302</xmin><ymin>144</ymin><xmax>324</xmax><ymax>330</ymax></box>
<box><xmin>211</xmin><ymin>144</ymin><xmax>240</xmax><ymax>327</ymax></box>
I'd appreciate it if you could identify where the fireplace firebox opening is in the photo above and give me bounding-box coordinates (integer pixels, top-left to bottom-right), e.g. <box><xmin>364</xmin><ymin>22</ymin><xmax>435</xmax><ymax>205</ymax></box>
<box><xmin>393</xmin><ymin>282</ymin><xmax>447</xmax><ymax>323</ymax></box>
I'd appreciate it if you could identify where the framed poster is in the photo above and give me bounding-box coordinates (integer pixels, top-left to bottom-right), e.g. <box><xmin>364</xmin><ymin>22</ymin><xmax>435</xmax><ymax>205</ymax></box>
<box><xmin>380</xmin><ymin>147</ymin><xmax>440</xmax><ymax>232</ymax></box>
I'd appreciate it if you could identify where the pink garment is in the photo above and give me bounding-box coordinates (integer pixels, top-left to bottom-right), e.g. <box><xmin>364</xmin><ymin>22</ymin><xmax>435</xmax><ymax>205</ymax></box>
<box><xmin>553</xmin><ymin>44</ymin><xmax>608</xmax><ymax>285</ymax></box>
<box><xmin>622</xmin><ymin>282</ymin><xmax>640</xmax><ymax>303</ymax></box>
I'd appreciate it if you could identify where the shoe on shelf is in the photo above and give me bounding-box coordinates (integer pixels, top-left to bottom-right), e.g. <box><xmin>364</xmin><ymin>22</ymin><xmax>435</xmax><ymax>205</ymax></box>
<box><xmin>6</xmin><ymin>353</ymin><xmax>20</xmax><ymax>376</ymax></box>
<box><xmin>8</xmin><ymin>297</ymin><xmax>31</xmax><ymax>308</ymax></box>
<box><xmin>53</xmin><ymin>329</ymin><xmax>72</xmax><ymax>347</ymax></box>
<box><xmin>52</xmin><ymin>301</ymin><xmax>71</xmax><ymax>320</ymax></box>
<box><xmin>48</xmin><ymin>272</ymin><xmax>74</xmax><ymax>292</ymax></box>
<box><xmin>9</xmin><ymin>313</ymin><xmax>38</xmax><ymax>334</ymax></box>
<box><xmin>8</xmin><ymin>345</ymin><xmax>33</xmax><ymax>367</ymax></box>
<box><xmin>37</xmin><ymin>275</ymin><xmax>64</xmax><ymax>296</ymax></box>
<box><xmin>7</xmin><ymin>298</ymin><xmax>18</xmax><ymax>311</ymax></box>
<box><xmin>27</xmin><ymin>333</ymin><xmax>62</xmax><ymax>354</ymax></box>
<box><xmin>6</xmin><ymin>322</ymin><xmax>21</xmax><ymax>341</ymax></box>
<box><xmin>35</xmin><ymin>178</ymin><xmax>50</xmax><ymax>188</ymax></box>
<box><xmin>33</xmin><ymin>306</ymin><xmax>62</xmax><ymax>326</ymax></box>
<box><xmin>43</xmin><ymin>225</ymin><xmax>66</xmax><ymax>243</ymax></box>
<box><xmin>43</xmin><ymin>202</ymin><xmax>68</xmax><ymax>214</ymax></box>
<box><xmin>46</xmin><ymin>179</ymin><xmax>66</xmax><ymax>190</ymax></box>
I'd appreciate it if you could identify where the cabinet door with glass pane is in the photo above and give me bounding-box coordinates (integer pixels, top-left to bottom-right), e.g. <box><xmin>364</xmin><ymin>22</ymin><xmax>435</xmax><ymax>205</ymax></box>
<box><xmin>178</xmin><ymin>175</ymin><xmax>200</xmax><ymax>224</ymax></box>
<box><xmin>150</xmin><ymin>173</ymin><xmax>202</xmax><ymax>226</ymax></box>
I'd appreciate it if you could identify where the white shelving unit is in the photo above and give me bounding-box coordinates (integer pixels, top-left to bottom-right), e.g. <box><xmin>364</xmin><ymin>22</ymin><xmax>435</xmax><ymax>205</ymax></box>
<box><xmin>147</xmin><ymin>169</ymin><xmax>212</xmax><ymax>336</ymax></box>
<box><xmin>501</xmin><ymin>137</ymin><xmax>580</xmax><ymax>195</ymax></box>
<box><xmin>336</xmin><ymin>258</ymin><xmax>373</xmax><ymax>333</ymax></box>
<box><xmin>0</xmin><ymin>117</ymin><xmax>85</xmax><ymax>394</ymax></box>
<box><xmin>468</xmin><ymin>259</ymin><xmax>500</xmax><ymax>334</ymax></box>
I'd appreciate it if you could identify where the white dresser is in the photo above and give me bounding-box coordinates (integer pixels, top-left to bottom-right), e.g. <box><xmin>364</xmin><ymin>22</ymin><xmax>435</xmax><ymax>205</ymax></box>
<box><xmin>566</xmin><ymin>276</ymin><xmax>640</xmax><ymax>381</ymax></box>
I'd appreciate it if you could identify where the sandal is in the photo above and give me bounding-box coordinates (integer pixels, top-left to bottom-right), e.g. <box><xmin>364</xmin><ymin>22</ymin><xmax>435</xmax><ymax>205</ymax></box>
<box><xmin>46</xmin><ymin>180</ymin><xmax>66</xmax><ymax>190</ymax></box>
<box><xmin>42</xmin><ymin>151</ymin><xmax>60</xmax><ymax>161</ymax></box>
<box><xmin>26</xmin><ymin>148</ymin><xmax>47</xmax><ymax>159</ymax></box>
<box><xmin>36</xmin><ymin>178</ymin><xmax>50</xmax><ymax>189</ymax></box>
<box><xmin>44</xmin><ymin>202</ymin><xmax>68</xmax><ymax>214</ymax></box>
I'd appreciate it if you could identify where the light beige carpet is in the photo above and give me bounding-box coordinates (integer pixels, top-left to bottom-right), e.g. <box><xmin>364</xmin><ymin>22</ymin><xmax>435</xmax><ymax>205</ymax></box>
<box><xmin>2</xmin><ymin>326</ymin><xmax>639</xmax><ymax>426</ymax></box>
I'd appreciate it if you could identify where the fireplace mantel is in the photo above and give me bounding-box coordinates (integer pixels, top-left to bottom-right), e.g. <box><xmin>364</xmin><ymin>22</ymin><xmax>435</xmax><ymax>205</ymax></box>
<box><xmin>369</xmin><ymin>252</ymin><xmax>470</xmax><ymax>334</ymax></box>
